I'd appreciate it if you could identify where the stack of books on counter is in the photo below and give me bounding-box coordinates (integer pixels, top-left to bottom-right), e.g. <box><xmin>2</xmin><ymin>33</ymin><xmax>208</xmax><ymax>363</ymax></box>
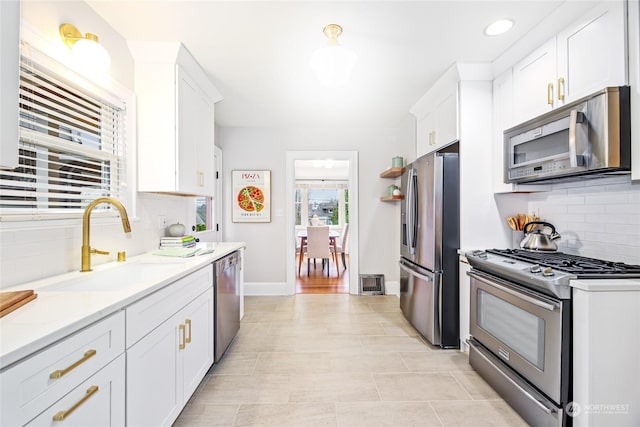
<box><xmin>159</xmin><ymin>235</ymin><xmax>196</xmax><ymax>248</ymax></box>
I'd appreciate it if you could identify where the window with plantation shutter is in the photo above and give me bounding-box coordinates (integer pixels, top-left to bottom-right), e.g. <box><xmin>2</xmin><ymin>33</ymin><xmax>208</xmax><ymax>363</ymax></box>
<box><xmin>0</xmin><ymin>51</ymin><xmax>126</xmax><ymax>217</ymax></box>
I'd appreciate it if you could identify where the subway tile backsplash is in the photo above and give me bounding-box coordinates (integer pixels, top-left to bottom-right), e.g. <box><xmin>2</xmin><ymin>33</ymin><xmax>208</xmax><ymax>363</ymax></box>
<box><xmin>528</xmin><ymin>176</ymin><xmax>640</xmax><ymax>265</ymax></box>
<box><xmin>0</xmin><ymin>193</ymin><xmax>192</xmax><ymax>289</ymax></box>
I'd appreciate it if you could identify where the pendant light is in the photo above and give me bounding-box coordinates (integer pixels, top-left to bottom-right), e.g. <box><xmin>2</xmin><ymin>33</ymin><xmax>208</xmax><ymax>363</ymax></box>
<box><xmin>309</xmin><ymin>24</ymin><xmax>357</xmax><ymax>88</ymax></box>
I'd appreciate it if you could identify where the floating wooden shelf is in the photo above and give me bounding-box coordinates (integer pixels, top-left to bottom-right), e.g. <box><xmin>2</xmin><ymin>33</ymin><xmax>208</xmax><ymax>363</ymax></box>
<box><xmin>380</xmin><ymin>195</ymin><xmax>405</xmax><ymax>201</ymax></box>
<box><xmin>379</xmin><ymin>167</ymin><xmax>405</xmax><ymax>178</ymax></box>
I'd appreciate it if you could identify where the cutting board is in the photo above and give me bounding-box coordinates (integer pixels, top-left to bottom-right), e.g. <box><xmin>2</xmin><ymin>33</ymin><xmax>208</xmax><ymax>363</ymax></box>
<box><xmin>0</xmin><ymin>290</ymin><xmax>37</xmax><ymax>318</ymax></box>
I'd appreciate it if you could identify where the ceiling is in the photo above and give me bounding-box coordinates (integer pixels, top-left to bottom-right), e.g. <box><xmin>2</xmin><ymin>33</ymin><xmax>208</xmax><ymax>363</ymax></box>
<box><xmin>87</xmin><ymin>1</ymin><xmax>584</xmax><ymax>128</ymax></box>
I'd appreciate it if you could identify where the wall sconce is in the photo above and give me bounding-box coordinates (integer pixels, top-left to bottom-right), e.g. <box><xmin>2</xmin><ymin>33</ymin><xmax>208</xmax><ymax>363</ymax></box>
<box><xmin>59</xmin><ymin>23</ymin><xmax>110</xmax><ymax>72</ymax></box>
<box><xmin>309</xmin><ymin>24</ymin><xmax>357</xmax><ymax>88</ymax></box>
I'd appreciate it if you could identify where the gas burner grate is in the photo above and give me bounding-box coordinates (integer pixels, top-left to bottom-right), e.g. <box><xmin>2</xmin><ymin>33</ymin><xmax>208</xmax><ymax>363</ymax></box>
<box><xmin>487</xmin><ymin>249</ymin><xmax>640</xmax><ymax>278</ymax></box>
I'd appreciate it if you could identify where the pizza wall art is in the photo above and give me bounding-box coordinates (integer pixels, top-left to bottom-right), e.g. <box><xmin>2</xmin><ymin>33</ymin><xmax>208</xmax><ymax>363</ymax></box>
<box><xmin>232</xmin><ymin>170</ymin><xmax>271</xmax><ymax>222</ymax></box>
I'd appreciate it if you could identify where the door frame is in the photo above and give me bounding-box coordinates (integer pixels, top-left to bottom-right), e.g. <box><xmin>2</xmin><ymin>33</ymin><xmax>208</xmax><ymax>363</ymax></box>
<box><xmin>285</xmin><ymin>151</ymin><xmax>359</xmax><ymax>295</ymax></box>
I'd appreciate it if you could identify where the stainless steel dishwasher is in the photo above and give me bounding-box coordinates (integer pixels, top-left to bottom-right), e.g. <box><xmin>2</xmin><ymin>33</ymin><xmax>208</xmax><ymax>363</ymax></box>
<box><xmin>214</xmin><ymin>251</ymin><xmax>240</xmax><ymax>362</ymax></box>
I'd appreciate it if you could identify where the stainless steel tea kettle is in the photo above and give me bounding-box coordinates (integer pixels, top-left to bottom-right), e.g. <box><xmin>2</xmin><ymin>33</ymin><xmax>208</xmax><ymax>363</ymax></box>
<box><xmin>520</xmin><ymin>221</ymin><xmax>561</xmax><ymax>251</ymax></box>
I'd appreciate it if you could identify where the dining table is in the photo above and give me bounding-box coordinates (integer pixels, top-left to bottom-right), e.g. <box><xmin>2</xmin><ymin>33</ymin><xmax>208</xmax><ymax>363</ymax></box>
<box><xmin>296</xmin><ymin>229</ymin><xmax>340</xmax><ymax>276</ymax></box>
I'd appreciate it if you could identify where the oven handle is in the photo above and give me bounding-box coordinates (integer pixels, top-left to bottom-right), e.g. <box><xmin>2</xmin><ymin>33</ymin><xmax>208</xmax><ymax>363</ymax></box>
<box><xmin>467</xmin><ymin>339</ymin><xmax>556</xmax><ymax>416</ymax></box>
<box><xmin>468</xmin><ymin>271</ymin><xmax>559</xmax><ymax>312</ymax></box>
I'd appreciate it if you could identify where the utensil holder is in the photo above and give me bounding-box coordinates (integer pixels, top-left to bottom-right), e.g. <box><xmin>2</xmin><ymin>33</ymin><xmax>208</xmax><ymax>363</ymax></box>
<box><xmin>512</xmin><ymin>231</ymin><xmax>524</xmax><ymax>249</ymax></box>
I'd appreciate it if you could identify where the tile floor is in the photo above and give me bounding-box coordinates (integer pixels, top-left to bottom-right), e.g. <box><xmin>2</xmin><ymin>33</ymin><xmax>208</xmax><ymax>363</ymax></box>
<box><xmin>173</xmin><ymin>294</ymin><xmax>528</xmax><ymax>426</ymax></box>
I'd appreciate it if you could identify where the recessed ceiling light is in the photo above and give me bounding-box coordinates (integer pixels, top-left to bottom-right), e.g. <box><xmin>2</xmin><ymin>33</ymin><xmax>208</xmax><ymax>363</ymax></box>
<box><xmin>484</xmin><ymin>19</ymin><xmax>514</xmax><ymax>36</ymax></box>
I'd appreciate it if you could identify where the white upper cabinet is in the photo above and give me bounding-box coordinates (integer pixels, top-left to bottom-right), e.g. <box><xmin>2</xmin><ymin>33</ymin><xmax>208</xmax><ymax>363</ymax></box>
<box><xmin>512</xmin><ymin>37</ymin><xmax>557</xmax><ymax>125</ymax></box>
<box><xmin>129</xmin><ymin>42</ymin><xmax>223</xmax><ymax>196</ymax></box>
<box><xmin>557</xmin><ymin>1</ymin><xmax>627</xmax><ymax>104</ymax></box>
<box><xmin>411</xmin><ymin>66</ymin><xmax>460</xmax><ymax>157</ymax></box>
<box><xmin>176</xmin><ymin>68</ymin><xmax>216</xmax><ymax>196</ymax></box>
<box><xmin>512</xmin><ymin>1</ymin><xmax>627</xmax><ymax>125</ymax></box>
<box><xmin>0</xmin><ymin>0</ymin><xmax>19</xmax><ymax>170</ymax></box>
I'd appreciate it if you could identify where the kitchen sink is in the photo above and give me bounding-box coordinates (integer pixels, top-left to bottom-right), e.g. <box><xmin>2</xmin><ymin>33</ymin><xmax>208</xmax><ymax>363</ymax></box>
<box><xmin>39</xmin><ymin>261</ymin><xmax>184</xmax><ymax>292</ymax></box>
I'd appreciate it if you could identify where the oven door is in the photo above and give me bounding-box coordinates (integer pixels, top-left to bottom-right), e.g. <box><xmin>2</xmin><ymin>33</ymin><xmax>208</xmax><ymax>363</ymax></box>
<box><xmin>469</xmin><ymin>269</ymin><xmax>563</xmax><ymax>404</ymax></box>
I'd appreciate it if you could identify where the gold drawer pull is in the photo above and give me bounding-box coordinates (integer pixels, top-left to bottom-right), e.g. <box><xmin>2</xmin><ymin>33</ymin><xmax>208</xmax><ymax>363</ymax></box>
<box><xmin>179</xmin><ymin>324</ymin><xmax>186</xmax><ymax>350</ymax></box>
<box><xmin>50</xmin><ymin>349</ymin><xmax>97</xmax><ymax>379</ymax></box>
<box><xmin>547</xmin><ymin>83</ymin><xmax>554</xmax><ymax>105</ymax></box>
<box><xmin>52</xmin><ymin>385</ymin><xmax>99</xmax><ymax>421</ymax></box>
<box><xmin>185</xmin><ymin>319</ymin><xmax>192</xmax><ymax>344</ymax></box>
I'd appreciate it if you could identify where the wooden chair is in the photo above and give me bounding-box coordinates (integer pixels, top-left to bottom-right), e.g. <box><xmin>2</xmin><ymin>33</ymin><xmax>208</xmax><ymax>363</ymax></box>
<box><xmin>331</xmin><ymin>223</ymin><xmax>349</xmax><ymax>270</ymax></box>
<box><xmin>305</xmin><ymin>226</ymin><xmax>334</xmax><ymax>276</ymax></box>
<box><xmin>296</xmin><ymin>233</ymin><xmax>307</xmax><ymax>276</ymax></box>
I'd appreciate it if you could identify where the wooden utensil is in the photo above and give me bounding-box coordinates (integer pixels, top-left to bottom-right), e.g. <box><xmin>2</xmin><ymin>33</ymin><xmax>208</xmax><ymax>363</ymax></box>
<box><xmin>506</xmin><ymin>216</ymin><xmax>518</xmax><ymax>230</ymax></box>
<box><xmin>0</xmin><ymin>290</ymin><xmax>37</xmax><ymax>318</ymax></box>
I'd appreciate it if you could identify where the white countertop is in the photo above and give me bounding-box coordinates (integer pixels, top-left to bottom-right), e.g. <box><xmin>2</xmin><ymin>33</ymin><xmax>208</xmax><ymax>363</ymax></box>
<box><xmin>0</xmin><ymin>242</ymin><xmax>245</xmax><ymax>369</ymax></box>
<box><xmin>570</xmin><ymin>277</ymin><xmax>640</xmax><ymax>292</ymax></box>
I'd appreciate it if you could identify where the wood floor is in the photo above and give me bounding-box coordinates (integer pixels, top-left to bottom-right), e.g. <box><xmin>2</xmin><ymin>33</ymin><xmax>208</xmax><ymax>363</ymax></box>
<box><xmin>296</xmin><ymin>254</ymin><xmax>349</xmax><ymax>294</ymax></box>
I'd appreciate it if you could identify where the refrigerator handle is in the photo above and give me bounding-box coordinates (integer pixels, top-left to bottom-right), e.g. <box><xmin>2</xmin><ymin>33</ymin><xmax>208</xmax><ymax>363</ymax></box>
<box><xmin>399</xmin><ymin>262</ymin><xmax>433</xmax><ymax>282</ymax></box>
<box><xmin>436</xmin><ymin>273</ymin><xmax>443</xmax><ymax>339</ymax></box>
<box><xmin>405</xmin><ymin>169</ymin><xmax>418</xmax><ymax>254</ymax></box>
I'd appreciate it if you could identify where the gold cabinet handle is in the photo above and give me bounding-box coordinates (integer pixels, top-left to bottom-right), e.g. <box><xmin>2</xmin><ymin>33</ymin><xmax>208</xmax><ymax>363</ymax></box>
<box><xmin>557</xmin><ymin>77</ymin><xmax>565</xmax><ymax>101</ymax></box>
<box><xmin>179</xmin><ymin>324</ymin><xmax>186</xmax><ymax>350</ymax></box>
<box><xmin>547</xmin><ymin>83</ymin><xmax>554</xmax><ymax>105</ymax></box>
<box><xmin>185</xmin><ymin>319</ymin><xmax>192</xmax><ymax>344</ymax></box>
<box><xmin>428</xmin><ymin>130</ymin><xmax>436</xmax><ymax>146</ymax></box>
<box><xmin>52</xmin><ymin>385</ymin><xmax>99</xmax><ymax>421</ymax></box>
<box><xmin>50</xmin><ymin>349</ymin><xmax>97</xmax><ymax>379</ymax></box>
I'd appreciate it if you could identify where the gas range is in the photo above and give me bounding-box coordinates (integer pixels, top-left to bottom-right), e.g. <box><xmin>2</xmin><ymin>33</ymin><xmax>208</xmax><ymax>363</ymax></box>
<box><xmin>465</xmin><ymin>249</ymin><xmax>640</xmax><ymax>299</ymax></box>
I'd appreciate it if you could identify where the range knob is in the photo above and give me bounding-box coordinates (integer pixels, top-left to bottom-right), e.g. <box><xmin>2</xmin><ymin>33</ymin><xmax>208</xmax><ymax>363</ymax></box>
<box><xmin>530</xmin><ymin>264</ymin><xmax>542</xmax><ymax>274</ymax></box>
<box><xmin>543</xmin><ymin>267</ymin><xmax>555</xmax><ymax>277</ymax></box>
<box><xmin>472</xmin><ymin>250</ymin><xmax>488</xmax><ymax>259</ymax></box>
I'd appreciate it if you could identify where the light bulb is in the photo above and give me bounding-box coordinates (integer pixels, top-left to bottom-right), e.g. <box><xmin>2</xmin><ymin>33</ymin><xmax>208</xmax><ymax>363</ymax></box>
<box><xmin>72</xmin><ymin>38</ymin><xmax>110</xmax><ymax>72</ymax></box>
<box><xmin>309</xmin><ymin>44</ymin><xmax>357</xmax><ymax>88</ymax></box>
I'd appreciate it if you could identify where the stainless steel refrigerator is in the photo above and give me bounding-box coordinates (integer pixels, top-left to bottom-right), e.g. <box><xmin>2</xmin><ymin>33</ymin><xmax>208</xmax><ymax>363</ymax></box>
<box><xmin>400</xmin><ymin>152</ymin><xmax>459</xmax><ymax>348</ymax></box>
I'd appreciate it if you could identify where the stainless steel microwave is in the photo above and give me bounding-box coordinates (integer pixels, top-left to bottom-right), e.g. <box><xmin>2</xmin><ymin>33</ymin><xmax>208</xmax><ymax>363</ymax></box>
<box><xmin>504</xmin><ymin>86</ymin><xmax>631</xmax><ymax>183</ymax></box>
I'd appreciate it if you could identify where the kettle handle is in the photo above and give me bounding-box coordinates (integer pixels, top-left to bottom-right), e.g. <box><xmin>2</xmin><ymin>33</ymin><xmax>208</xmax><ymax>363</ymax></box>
<box><xmin>523</xmin><ymin>221</ymin><xmax>556</xmax><ymax>234</ymax></box>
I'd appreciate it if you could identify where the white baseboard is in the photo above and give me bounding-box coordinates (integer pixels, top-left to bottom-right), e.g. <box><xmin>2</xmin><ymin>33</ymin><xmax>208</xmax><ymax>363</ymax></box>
<box><xmin>244</xmin><ymin>282</ymin><xmax>288</xmax><ymax>296</ymax></box>
<box><xmin>244</xmin><ymin>281</ymin><xmax>400</xmax><ymax>297</ymax></box>
<box><xmin>384</xmin><ymin>280</ymin><xmax>400</xmax><ymax>297</ymax></box>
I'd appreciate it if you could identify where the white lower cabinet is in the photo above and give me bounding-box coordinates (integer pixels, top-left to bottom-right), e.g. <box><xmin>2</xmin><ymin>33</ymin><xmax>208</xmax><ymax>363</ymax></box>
<box><xmin>126</xmin><ymin>308</ymin><xmax>183</xmax><ymax>427</ymax></box>
<box><xmin>126</xmin><ymin>268</ymin><xmax>214</xmax><ymax>427</ymax></box>
<box><xmin>0</xmin><ymin>312</ymin><xmax>125</xmax><ymax>426</ymax></box>
<box><xmin>572</xmin><ymin>286</ymin><xmax>640</xmax><ymax>426</ymax></box>
<box><xmin>181</xmin><ymin>290</ymin><xmax>214</xmax><ymax>399</ymax></box>
<box><xmin>26</xmin><ymin>354</ymin><xmax>125</xmax><ymax>427</ymax></box>
<box><xmin>458</xmin><ymin>256</ymin><xmax>471</xmax><ymax>352</ymax></box>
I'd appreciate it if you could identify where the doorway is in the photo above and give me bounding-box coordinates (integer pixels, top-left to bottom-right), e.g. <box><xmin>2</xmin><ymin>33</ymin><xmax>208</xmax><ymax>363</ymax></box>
<box><xmin>285</xmin><ymin>151</ymin><xmax>359</xmax><ymax>295</ymax></box>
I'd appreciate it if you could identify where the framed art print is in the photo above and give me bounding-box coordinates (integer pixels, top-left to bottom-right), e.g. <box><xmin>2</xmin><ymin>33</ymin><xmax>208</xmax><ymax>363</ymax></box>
<box><xmin>232</xmin><ymin>170</ymin><xmax>271</xmax><ymax>222</ymax></box>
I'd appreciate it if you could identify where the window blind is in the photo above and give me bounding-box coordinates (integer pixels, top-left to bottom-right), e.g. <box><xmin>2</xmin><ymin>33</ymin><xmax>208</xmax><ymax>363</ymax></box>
<box><xmin>0</xmin><ymin>53</ymin><xmax>126</xmax><ymax>216</ymax></box>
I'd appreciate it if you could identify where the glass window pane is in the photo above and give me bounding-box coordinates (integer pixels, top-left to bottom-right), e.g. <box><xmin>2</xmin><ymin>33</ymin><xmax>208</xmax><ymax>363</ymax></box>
<box><xmin>307</xmin><ymin>189</ymin><xmax>337</xmax><ymax>225</ymax></box>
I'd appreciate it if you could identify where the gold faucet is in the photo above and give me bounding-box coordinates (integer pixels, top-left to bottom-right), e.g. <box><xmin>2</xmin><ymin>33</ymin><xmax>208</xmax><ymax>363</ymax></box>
<box><xmin>81</xmin><ymin>197</ymin><xmax>131</xmax><ymax>272</ymax></box>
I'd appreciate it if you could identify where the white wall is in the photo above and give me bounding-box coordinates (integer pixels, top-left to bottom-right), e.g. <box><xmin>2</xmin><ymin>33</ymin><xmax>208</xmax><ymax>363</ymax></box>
<box><xmin>0</xmin><ymin>1</ymin><xmax>201</xmax><ymax>289</ymax></box>
<box><xmin>218</xmin><ymin>126</ymin><xmax>413</xmax><ymax>288</ymax></box>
